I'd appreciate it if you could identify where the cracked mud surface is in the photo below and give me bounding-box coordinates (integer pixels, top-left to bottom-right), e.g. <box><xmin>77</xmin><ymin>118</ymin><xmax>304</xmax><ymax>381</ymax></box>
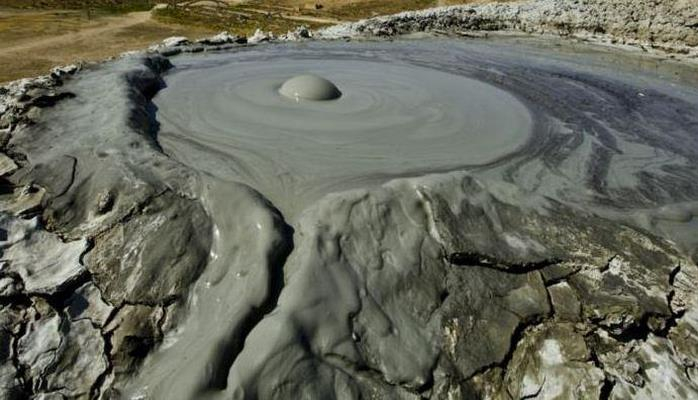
<box><xmin>1</xmin><ymin>3</ymin><xmax>698</xmax><ymax>399</ymax></box>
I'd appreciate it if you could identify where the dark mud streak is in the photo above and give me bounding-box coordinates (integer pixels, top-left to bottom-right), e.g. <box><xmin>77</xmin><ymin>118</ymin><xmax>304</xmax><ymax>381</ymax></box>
<box><xmin>446</xmin><ymin>251</ymin><xmax>561</xmax><ymax>273</ymax></box>
<box><xmin>202</xmin><ymin>217</ymin><xmax>295</xmax><ymax>392</ymax></box>
<box><xmin>588</xmin><ymin>345</ymin><xmax>615</xmax><ymax>400</ymax></box>
<box><xmin>137</xmin><ymin>56</ymin><xmax>302</xmax><ymax>392</ymax></box>
<box><xmin>11</xmin><ymin>318</ymin><xmax>32</xmax><ymax>398</ymax></box>
<box><xmin>467</xmin><ymin>318</ymin><xmax>550</xmax><ymax>382</ymax></box>
<box><xmin>52</xmin><ymin>155</ymin><xmax>78</xmax><ymax>199</ymax></box>
<box><xmin>90</xmin><ymin>322</ymin><xmax>115</xmax><ymax>399</ymax></box>
<box><xmin>27</xmin><ymin>92</ymin><xmax>77</xmax><ymax>109</ymax></box>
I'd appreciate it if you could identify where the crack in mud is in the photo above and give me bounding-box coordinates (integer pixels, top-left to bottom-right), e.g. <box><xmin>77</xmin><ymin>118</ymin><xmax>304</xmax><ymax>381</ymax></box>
<box><xmin>203</xmin><ymin>214</ymin><xmax>294</xmax><ymax>391</ymax></box>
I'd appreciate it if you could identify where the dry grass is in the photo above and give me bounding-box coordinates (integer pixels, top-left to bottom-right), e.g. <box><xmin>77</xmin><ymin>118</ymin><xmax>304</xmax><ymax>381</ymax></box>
<box><xmin>153</xmin><ymin>6</ymin><xmax>325</xmax><ymax>35</ymax></box>
<box><xmin>0</xmin><ymin>8</ymin><xmax>215</xmax><ymax>83</ymax></box>
<box><xmin>302</xmin><ymin>0</ymin><xmax>438</xmax><ymax>20</ymax></box>
<box><xmin>150</xmin><ymin>0</ymin><xmax>473</xmax><ymax>35</ymax></box>
<box><xmin>0</xmin><ymin>0</ymin><xmax>154</xmax><ymax>12</ymax></box>
<box><xmin>0</xmin><ymin>0</ymin><xmax>512</xmax><ymax>83</ymax></box>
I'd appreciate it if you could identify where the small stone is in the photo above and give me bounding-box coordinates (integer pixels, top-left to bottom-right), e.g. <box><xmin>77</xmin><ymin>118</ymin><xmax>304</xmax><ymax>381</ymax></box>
<box><xmin>50</xmin><ymin>64</ymin><xmax>79</xmax><ymax>78</ymax></box>
<box><xmin>96</xmin><ymin>189</ymin><xmax>116</xmax><ymax>214</ymax></box>
<box><xmin>0</xmin><ymin>276</ymin><xmax>22</xmax><ymax>297</ymax></box>
<box><xmin>162</xmin><ymin>36</ymin><xmax>189</xmax><ymax>48</ymax></box>
<box><xmin>548</xmin><ymin>281</ymin><xmax>582</xmax><ymax>322</ymax></box>
<box><xmin>503</xmin><ymin>323</ymin><xmax>604</xmax><ymax>399</ymax></box>
<box><xmin>0</xmin><ymin>153</ymin><xmax>17</xmax><ymax>176</ymax></box>
<box><xmin>0</xmin><ymin>184</ymin><xmax>45</xmax><ymax>216</ymax></box>
<box><xmin>196</xmin><ymin>31</ymin><xmax>243</xmax><ymax>45</ymax></box>
<box><xmin>249</xmin><ymin>29</ymin><xmax>274</xmax><ymax>44</ymax></box>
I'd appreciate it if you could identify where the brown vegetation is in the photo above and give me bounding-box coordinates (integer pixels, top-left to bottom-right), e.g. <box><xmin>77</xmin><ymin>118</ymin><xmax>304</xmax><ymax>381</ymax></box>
<box><xmin>0</xmin><ymin>0</ymin><xmax>506</xmax><ymax>83</ymax></box>
<box><xmin>0</xmin><ymin>8</ymin><xmax>215</xmax><ymax>83</ymax></box>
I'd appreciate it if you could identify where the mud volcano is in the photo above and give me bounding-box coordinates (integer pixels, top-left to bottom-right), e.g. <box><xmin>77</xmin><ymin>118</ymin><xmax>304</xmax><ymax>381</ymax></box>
<box><xmin>138</xmin><ymin>40</ymin><xmax>698</xmax><ymax>399</ymax></box>
<box><xmin>2</xmin><ymin>34</ymin><xmax>698</xmax><ymax>400</ymax></box>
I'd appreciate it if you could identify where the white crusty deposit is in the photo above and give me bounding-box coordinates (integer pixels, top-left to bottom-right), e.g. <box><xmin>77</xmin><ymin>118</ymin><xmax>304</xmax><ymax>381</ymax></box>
<box><xmin>319</xmin><ymin>0</ymin><xmax>698</xmax><ymax>59</ymax></box>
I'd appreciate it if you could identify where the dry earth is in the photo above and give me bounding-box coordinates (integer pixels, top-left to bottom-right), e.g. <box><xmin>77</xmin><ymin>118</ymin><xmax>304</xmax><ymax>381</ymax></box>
<box><xmin>0</xmin><ymin>7</ymin><xmax>215</xmax><ymax>83</ymax></box>
<box><xmin>0</xmin><ymin>0</ymin><xmax>510</xmax><ymax>83</ymax></box>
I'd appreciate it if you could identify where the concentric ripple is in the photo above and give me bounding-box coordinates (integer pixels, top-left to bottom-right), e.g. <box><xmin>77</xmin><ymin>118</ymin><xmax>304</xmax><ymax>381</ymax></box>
<box><xmin>155</xmin><ymin>54</ymin><xmax>532</xmax><ymax>214</ymax></box>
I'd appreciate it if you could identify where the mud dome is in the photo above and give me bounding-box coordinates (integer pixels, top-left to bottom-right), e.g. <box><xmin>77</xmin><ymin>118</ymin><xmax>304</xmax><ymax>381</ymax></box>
<box><xmin>154</xmin><ymin>49</ymin><xmax>532</xmax><ymax>216</ymax></box>
<box><xmin>279</xmin><ymin>74</ymin><xmax>342</xmax><ymax>101</ymax></box>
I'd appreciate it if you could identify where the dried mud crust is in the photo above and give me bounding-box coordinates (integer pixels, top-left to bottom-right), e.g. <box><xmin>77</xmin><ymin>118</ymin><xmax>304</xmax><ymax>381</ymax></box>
<box><xmin>0</xmin><ymin>58</ymin><xmax>220</xmax><ymax>398</ymax></box>
<box><xmin>320</xmin><ymin>0</ymin><xmax>698</xmax><ymax>59</ymax></box>
<box><xmin>0</xmin><ymin>3</ymin><xmax>697</xmax><ymax>400</ymax></box>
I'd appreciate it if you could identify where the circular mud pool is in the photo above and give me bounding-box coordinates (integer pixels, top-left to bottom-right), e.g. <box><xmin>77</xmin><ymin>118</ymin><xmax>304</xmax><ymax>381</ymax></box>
<box><xmin>154</xmin><ymin>39</ymin><xmax>698</xmax><ymax>221</ymax></box>
<box><xmin>154</xmin><ymin>42</ymin><xmax>534</xmax><ymax>215</ymax></box>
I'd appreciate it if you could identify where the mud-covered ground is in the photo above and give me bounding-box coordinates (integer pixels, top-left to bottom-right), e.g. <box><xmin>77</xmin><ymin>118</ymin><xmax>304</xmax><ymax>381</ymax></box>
<box><xmin>1</xmin><ymin>1</ymin><xmax>698</xmax><ymax>399</ymax></box>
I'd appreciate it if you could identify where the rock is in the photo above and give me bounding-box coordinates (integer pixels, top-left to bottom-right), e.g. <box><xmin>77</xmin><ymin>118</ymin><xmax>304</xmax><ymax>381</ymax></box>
<box><xmin>280</xmin><ymin>26</ymin><xmax>313</xmax><ymax>41</ymax></box>
<box><xmin>0</xmin><ymin>275</ymin><xmax>22</xmax><ymax>297</ymax></box>
<box><xmin>548</xmin><ymin>281</ymin><xmax>582</xmax><ymax>322</ymax></box>
<box><xmin>0</xmin><ymin>184</ymin><xmax>45</xmax><ymax>216</ymax></box>
<box><xmin>503</xmin><ymin>323</ymin><xmax>605</xmax><ymax>399</ymax></box>
<box><xmin>0</xmin><ymin>214</ymin><xmax>87</xmax><ymax>296</ymax></box>
<box><xmin>590</xmin><ymin>330</ymin><xmax>645</xmax><ymax>388</ymax></box>
<box><xmin>66</xmin><ymin>282</ymin><xmax>114</xmax><ymax>326</ymax></box>
<box><xmin>442</xmin><ymin>266</ymin><xmax>551</xmax><ymax>378</ymax></box>
<box><xmin>319</xmin><ymin>0</ymin><xmax>698</xmax><ymax>57</ymax></box>
<box><xmin>13</xmin><ymin>298</ymin><xmax>107</xmax><ymax>398</ymax></box>
<box><xmin>86</xmin><ymin>192</ymin><xmax>211</xmax><ymax>305</ymax></box>
<box><xmin>569</xmin><ymin>253</ymin><xmax>676</xmax><ymax>336</ymax></box>
<box><xmin>0</xmin><ymin>361</ymin><xmax>24</xmax><ymax>400</ymax></box>
<box><xmin>249</xmin><ymin>29</ymin><xmax>274</xmax><ymax>44</ymax></box>
<box><xmin>540</xmin><ymin>262</ymin><xmax>580</xmax><ymax>284</ymax></box>
<box><xmin>42</xmin><ymin>319</ymin><xmax>108</xmax><ymax>398</ymax></box>
<box><xmin>105</xmin><ymin>305</ymin><xmax>164</xmax><ymax>377</ymax></box>
<box><xmin>161</xmin><ymin>36</ymin><xmax>189</xmax><ymax>48</ymax></box>
<box><xmin>0</xmin><ymin>304</ymin><xmax>26</xmax><ymax>399</ymax></box>
<box><xmin>610</xmin><ymin>335</ymin><xmax>698</xmax><ymax>399</ymax></box>
<box><xmin>95</xmin><ymin>189</ymin><xmax>115</xmax><ymax>215</ymax></box>
<box><xmin>0</xmin><ymin>153</ymin><xmax>17</xmax><ymax>176</ymax></box>
<box><xmin>50</xmin><ymin>64</ymin><xmax>79</xmax><ymax>78</ymax></box>
<box><xmin>17</xmin><ymin>299</ymin><xmax>63</xmax><ymax>381</ymax></box>
<box><xmin>196</xmin><ymin>31</ymin><xmax>244</xmax><ymax>45</ymax></box>
<box><xmin>32</xmin><ymin>393</ymin><xmax>67</xmax><ymax>400</ymax></box>
<box><xmin>668</xmin><ymin>263</ymin><xmax>698</xmax><ymax>382</ymax></box>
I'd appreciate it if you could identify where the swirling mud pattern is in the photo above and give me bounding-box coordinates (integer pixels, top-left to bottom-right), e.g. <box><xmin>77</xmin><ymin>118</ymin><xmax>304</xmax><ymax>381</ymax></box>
<box><xmin>156</xmin><ymin>39</ymin><xmax>698</xmax><ymax>227</ymax></box>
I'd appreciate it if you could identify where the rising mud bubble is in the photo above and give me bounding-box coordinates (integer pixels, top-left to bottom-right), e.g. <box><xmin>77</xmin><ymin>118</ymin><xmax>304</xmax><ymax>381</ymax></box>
<box><xmin>279</xmin><ymin>74</ymin><xmax>342</xmax><ymax>101</ymax></box>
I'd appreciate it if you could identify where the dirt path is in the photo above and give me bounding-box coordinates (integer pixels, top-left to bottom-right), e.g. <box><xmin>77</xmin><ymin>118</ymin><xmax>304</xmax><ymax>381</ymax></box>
<box><xmin>281</xmin><ymin>13</ymin><xmax>343</xmax><ymax>24</ymax></box>
<box><xmin>0</xmin><ymin>11</ymin><xmax>151</xmax><ymax>58</ymax></box>
<box><xmin>0</xmin><ymin>9</ymin><xmax>215</xmax><ymax>83</ymax></box>
<box><xmin>239</xmin><ymin>7</ymin><xmax>343</xmax><ymax>24</ymax></box>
